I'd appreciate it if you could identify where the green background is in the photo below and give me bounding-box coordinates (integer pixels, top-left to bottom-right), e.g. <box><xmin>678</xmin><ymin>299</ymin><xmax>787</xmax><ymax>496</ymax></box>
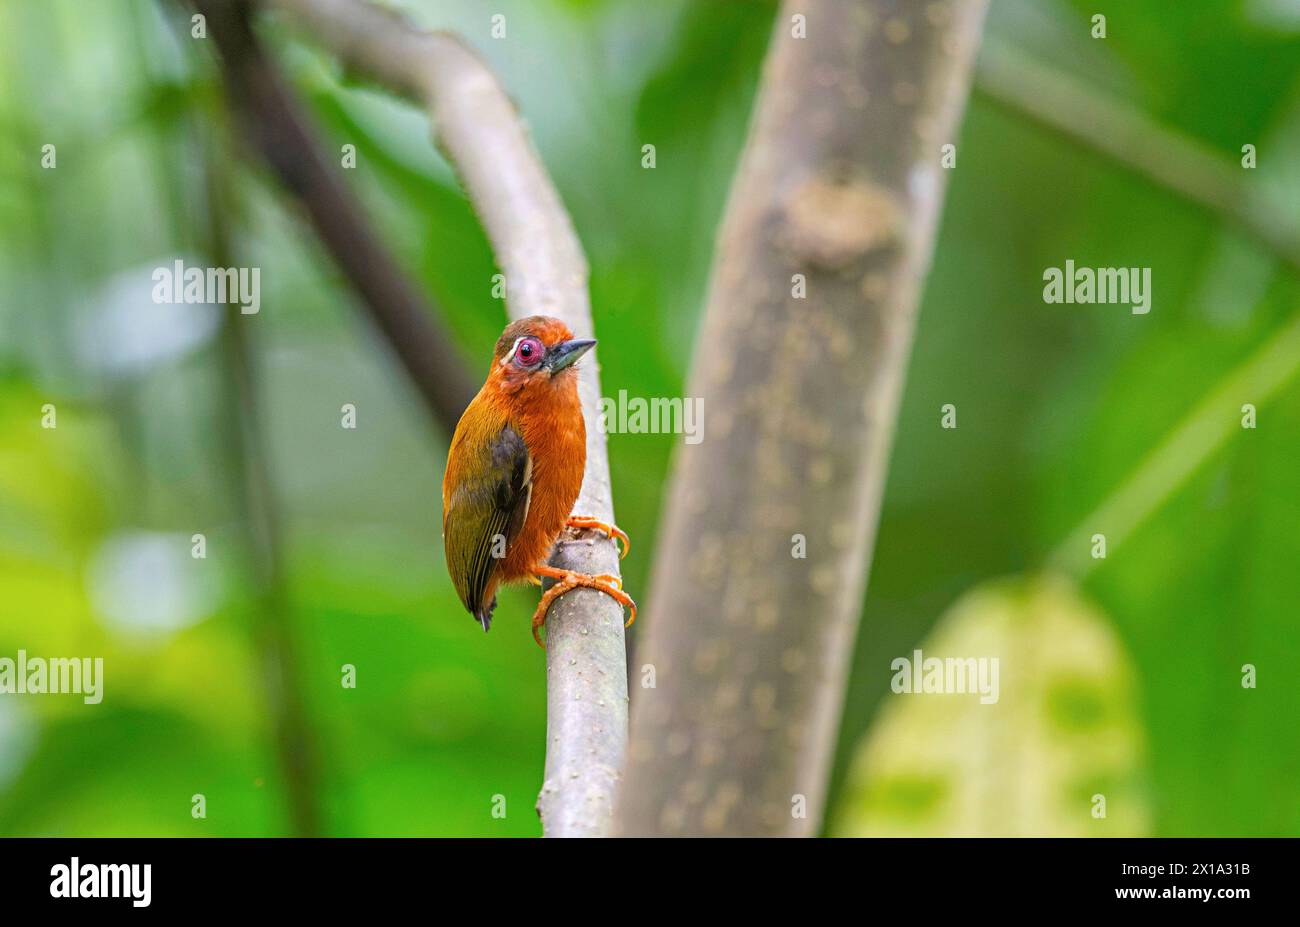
<box><xmin>0</xmin><ymin>0</ymin><xmax>1297</xmax><ymax>835</ymax></box>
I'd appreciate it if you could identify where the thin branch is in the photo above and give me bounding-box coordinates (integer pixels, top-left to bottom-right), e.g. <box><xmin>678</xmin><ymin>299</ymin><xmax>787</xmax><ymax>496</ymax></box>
<box><xmin>976</xmin><ymin>40</ymin><xmax>1300</xmax><ymax>273</ymax></box>
<box><xmin>979</xmin><ymin>42</ymin><xmax>1300</xmax><ymax>574</ymax></box>
<box><xmin>191</xmin><ymin>0</ymin><xmax>477</xmax><ymax>432</ymax></box>
<box><xmin>1049</xmin><ymin>310</ymin><xmax>1300</xmax><ymax>578</ymax></box>
<box><xmin>268</xmin><ymin>0</ymin><xmax>627</xmax><ymax>837</ymax></box>
<box><xmin>615</xmin><ymin>0</ymin><xmax>988</xmax><ymax>836</ymax></box>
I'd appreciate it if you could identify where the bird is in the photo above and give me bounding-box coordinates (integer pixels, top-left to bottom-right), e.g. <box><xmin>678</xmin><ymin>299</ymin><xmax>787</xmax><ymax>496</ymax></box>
<box><xmin>441</xmin><ymin>315</ymin><xmax>635</xmax><ymax>646</ymax></box>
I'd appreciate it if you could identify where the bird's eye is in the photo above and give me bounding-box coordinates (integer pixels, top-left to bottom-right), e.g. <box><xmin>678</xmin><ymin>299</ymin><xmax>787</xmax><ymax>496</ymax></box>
<box><xmin>515</xmin><ymin>337</ymin><xmax>544</xmax><ymax>367</ymax></box>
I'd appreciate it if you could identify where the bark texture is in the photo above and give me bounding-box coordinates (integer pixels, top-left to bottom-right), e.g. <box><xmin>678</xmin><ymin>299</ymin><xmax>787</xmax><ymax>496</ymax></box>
<box><xmin>616</xmin><ymin>0</ymin><xmax>987</xmax><ymax>836</ymax></box>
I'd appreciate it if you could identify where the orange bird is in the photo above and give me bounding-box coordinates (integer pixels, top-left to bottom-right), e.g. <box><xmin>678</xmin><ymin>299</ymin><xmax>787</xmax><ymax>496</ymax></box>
<box><xmin>441</xmin><ymin>315</ymin><xmax>634</xmax><ymax>646</ymax></box>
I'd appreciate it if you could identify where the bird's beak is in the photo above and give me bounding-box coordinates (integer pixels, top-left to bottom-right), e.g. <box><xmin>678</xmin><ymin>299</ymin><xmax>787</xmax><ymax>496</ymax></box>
<box><xmin>544</xmin><ymin>338</ymin><xmax>596</xmax><ymax>373</ymax></box>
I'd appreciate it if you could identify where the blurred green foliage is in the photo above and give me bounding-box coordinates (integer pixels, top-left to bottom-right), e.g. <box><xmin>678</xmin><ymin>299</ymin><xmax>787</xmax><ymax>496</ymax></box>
<box><xmin>0</xmin><ymin>0</ymin><xmax>1297</xmax><ymax>836</ymax></box>
<box><xmin>834</xmin><ymin>576</ymin><xmax>1149</xmax><ymax>836</ymax></box>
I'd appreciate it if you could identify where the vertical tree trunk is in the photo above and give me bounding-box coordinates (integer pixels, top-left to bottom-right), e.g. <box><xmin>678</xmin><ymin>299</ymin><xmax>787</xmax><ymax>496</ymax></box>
<box><xmin>616</xmin><ymin>0</ymin><xmax>987</xmax><ymax>836</ymax></box>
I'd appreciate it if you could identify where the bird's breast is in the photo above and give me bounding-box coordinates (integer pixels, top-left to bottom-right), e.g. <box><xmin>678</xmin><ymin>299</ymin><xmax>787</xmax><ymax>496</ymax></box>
<box><xmin>501</xmin><ymin>399</ymin><xmax>586</xmax><ymax>578</ymax></box>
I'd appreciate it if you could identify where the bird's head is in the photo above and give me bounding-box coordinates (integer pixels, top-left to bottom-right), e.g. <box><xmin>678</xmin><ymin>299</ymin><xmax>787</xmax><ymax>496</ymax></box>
<box><xmin>489</xmin><ymin>315</ymin><xmax>595</xmax><ymax>397</ymax></box>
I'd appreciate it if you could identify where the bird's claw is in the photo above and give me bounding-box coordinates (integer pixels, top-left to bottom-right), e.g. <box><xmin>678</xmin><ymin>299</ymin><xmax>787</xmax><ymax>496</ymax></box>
<box><xmin>530</xmin><ymin>566</ymin><xmax>637</xmax><ymax>648</ymax></box>
<box><xmin>564</xmin><ymin>516</ymin><xmax>631</xmax><ymax>559</ymax></box>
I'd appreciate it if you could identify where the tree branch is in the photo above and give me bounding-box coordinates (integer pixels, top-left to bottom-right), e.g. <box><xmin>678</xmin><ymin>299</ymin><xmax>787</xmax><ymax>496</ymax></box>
<box><xmin>615</xmin><ymin>0</ymin><xmax>987</xmax><ymax>836</ymax></box>
<box><xmin>268</xmin><ymin>0</ymin><xmax>627</xmax><ymax>837</ymax></box>
<box><xmin>192</xmin><ymin>0</ymin><xmax>477</xmax><ymax>432</ymax></box>
<box><xmin>1049</xmin><ymin>310</ymin><xmax>1300</xmax><ymax>578</ymax></box>
<box><xmin>976</xmin><ymin>40</ymin><xmax>1300</xmax><ymax>273</ymax></box>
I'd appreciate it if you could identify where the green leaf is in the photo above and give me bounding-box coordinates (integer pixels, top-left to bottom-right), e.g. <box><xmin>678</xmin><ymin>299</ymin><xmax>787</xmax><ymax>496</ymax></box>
<box><xmin>834</xmin><ymin>575</ymin><xmax>1149</xmax><ymax>836</ymax></box>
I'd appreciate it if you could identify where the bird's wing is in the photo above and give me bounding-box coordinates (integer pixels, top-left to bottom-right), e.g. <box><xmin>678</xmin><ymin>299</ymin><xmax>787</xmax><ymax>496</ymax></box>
<box><xmin>443</xmin><ymin>422</ymin><xmax>533</xmax><ymax>625</ymax></box>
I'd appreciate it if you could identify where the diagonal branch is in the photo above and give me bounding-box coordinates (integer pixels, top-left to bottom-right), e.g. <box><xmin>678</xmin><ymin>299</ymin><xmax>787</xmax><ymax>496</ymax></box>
<box><xmin>191</xmin><ymin>0</ymin><xmax>477</xmax><ymax>432</ymax></box>
<box><xmin>976</xmin><ymin>40</ymin><xmax>1300</xmax><ymax>273</ymax></box>
<box><xmin>1049</xmin><ymin>310</ymin><xmax>1300</xmax><ymax>578</ymax></box>
<box><xmin>268</xmin><ymin>0</ymin><xmax>627</xmax><ymax>837</ymax></box>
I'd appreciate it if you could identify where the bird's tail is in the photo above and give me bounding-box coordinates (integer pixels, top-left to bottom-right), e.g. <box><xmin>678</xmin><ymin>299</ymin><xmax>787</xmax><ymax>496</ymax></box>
<box><xmin>474</xmin><ymin>595</ymin><xmax>497</xmax><ymax>633</ymax></box>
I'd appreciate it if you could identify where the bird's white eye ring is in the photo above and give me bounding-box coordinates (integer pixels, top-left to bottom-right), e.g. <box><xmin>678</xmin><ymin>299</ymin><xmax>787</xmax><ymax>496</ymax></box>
<box><xmin>503</xmin><ymin>336</ymin><xmax>545</xmax><ymax>369</ymax></box>
<box><xmin>500</xmin><ymin>335</ymin><xmax>546</xmax><ymax>368</ymax></box>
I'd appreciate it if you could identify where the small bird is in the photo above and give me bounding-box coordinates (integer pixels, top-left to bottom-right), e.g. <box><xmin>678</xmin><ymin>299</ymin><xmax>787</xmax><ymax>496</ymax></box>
<box><xmin>441</xmin><ymin>315</ymin><xmax>634</xmax><ymax>646</ymax></box>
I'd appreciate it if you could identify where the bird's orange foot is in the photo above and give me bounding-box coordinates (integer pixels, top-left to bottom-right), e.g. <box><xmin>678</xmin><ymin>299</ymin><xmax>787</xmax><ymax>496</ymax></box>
<box><xmin>531</xmin><ymin>564</ymin><xmax>636</xmax><ymax>648</ymax></box>
<box><xmin>565</xmin><ymin>515</ymin><xmax>630</xmax><ymax>559</ymax></box>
